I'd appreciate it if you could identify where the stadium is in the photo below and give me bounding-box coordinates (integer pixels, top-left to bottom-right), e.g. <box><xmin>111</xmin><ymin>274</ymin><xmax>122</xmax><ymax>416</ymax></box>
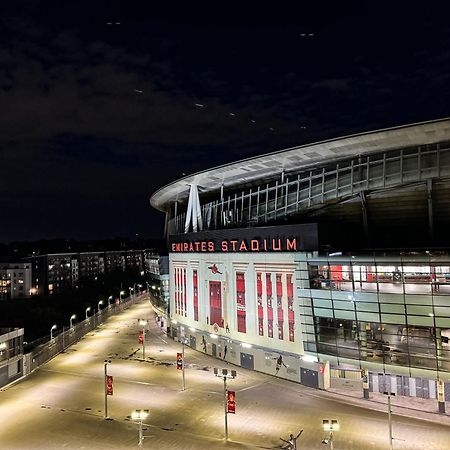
<box><xmin>150</xmin><ymin>118</ymin><xmax>450</xmax><ymax>402</ymax></box>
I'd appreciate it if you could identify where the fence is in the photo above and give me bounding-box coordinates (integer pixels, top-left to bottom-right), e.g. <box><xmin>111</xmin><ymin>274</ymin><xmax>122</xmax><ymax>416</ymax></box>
<box><xmin>23</xmin><ymin>294</ymin><xmax>145</xmax><ymax>376</ymax></box>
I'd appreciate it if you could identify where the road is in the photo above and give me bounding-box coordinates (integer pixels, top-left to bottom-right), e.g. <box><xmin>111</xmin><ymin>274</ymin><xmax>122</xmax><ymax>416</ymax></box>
<box><xmin>1</xmin><ymin>299</ymin><xmax>449</xmax><ymax>449</ymax></box>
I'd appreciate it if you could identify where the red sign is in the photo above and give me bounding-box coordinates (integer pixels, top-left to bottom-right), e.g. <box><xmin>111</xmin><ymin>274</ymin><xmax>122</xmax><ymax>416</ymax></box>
<box><xmin>139</xmin><ymin>332</ymin><xmax>144</xmax><ymax>344</ymax></box>
<box><xmin>176</xmin><ymin>352</ymin><xmax>183</xmax><ymax>370</ymax></box>
<box><xmin>106</xmin><ymin>375</ymin><xmax>113</xmax><ymax>396</ymax></box>
<box><xmin>227</xmin><ymin>390</ymin><xmax>236</xmax><ymax>414</ymax></box>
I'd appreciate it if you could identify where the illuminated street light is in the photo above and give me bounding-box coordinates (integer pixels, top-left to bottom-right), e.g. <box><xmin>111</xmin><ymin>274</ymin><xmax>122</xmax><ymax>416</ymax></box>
<box><xmin>85</xmin><ymin>307</ymin><xmax>91</xmax><ymax>320</ymax></box>
<box><xmin>131</xmin><ymin>409</ymin><xmax>149</xmax><ymax>448</ymax></box>
<box><xmin>120</xmin><ymin>290</ymin><xmax>125</xmax><ymax>302</ymax></box>
<box><xmin>214</xmin><ymin>368</ymin><xmax>237</xmax><ymax>441</ymax></box>
<box><xmin>108</xmin><ymin>295</ymin><xmax>113</xmax><ymax>304</ymax></box>
<box><xmin>50</xmin><ymin>324</ymin><xmax>57</xmax><ymax>341</ymax></box>
<box><xmin>98</xmin><ymin>300</ymin><xmax>104</xmax><ymax>311</ymax></box>
<box><xmin>322</xmin><ymin>419</ymin><xmax>339</xmax><ymax>449</ymax></box>
<box><xmin>70</xmin><ymin>314</ymin><xmax>76</xmax><ymax>328</ymax></box>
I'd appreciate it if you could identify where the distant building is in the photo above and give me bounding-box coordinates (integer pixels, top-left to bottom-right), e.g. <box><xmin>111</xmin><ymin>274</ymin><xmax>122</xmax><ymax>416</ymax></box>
<box><xmin>0</xmin><ymin>263</ymin><xmax>32</xmax><ymax>300</ymax></box>
<box><xmin>0</xmin><ymin>327</ymin><xmax>24</xmax><ymax>388</ymax></box>
<box><xmin>30</xmin><ymin>253</ymin><xmax>78</xmax><ymax>296</ymax></box>
<box><xmin>144</xmin><ymin>250</ymin><xmax>169</xmax><ymax>308</ymax></box>
<box><xmin>30</xmin><ymin>249</ymin><xmax>149</xmax><ymax>295</ymax></box>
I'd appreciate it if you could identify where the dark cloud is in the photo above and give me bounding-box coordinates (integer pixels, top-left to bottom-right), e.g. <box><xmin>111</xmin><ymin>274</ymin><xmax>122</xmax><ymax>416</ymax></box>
<box><xmin>1</xmin><ymin>2</ymin><xmax>450</xmax><ymax>241</ymax></box>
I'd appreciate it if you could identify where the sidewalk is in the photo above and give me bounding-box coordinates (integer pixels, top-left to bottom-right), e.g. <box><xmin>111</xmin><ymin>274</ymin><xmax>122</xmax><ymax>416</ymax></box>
<box><xmin>325</xmin><ymin>386</ymin><xmax>450</xmax><ymax>426</ymax></box>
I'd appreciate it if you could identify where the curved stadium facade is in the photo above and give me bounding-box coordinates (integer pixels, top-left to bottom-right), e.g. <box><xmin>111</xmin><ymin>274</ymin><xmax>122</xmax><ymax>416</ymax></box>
<box><xmin>151</xmin><ymin>118</ymin><xmax>450</xmax><ymax>401</ymax></box>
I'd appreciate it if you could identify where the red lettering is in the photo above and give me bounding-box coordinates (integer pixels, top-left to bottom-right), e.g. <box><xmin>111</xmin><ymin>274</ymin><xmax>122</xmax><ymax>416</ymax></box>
<box><xmin>250</xmin><ymin>240</ymin><xmax>259</xmax><ymax>251</ymax></box>
<box><xmin>172</xmin><ymin>243</ymin><xmax>177</xmax><ymax>251</ymax></box>
<box><xmin>183</xmin><ymin>243</ymin><xmax>189</xmax><ymax>252</ymax></box>
<box><xmin>263</xmin><ymin>239</ymin><xmax>267</xmax><ymax>251</ymax></box>
<box><xmin>239</xmin><ymin>241</ymin><xmax>248</xmax><ymax>251</ymax></box>
<box><xmin>272</xmin><ymin>239</ymin><xmax>281</xmax><ymax>251</ymax></box>
<box><xmin>221</xmin><ymin>241</ymin><xmax>229</xmax><ymax>252</ymax></box>
<box><xmin>201</xmin><ymin>242</ymin><xmax>207</xmax><ymax>251</ymax></box>
<box><xmin>230</xmin><ymin>240</ymin><xmax>238</xmax><ymax>251</ymax></box>
<box><xmin>286</xmin><ymin>238</ymin><xmax>297</xmax><ymax>251</ymax></box>
<box><xmin>195</xmin><ymin>242</ymin><xmax>201</xmax><ymax>252</ymax></box>
<box><xmin>208</xmin><ymin>241</ymin><xmax>215</xmax><ymax>251</ymax></box>
<box><xmin>189</xmin><ymin>242</ymin><xmax>194</xmax><ymax>252</ymax></box>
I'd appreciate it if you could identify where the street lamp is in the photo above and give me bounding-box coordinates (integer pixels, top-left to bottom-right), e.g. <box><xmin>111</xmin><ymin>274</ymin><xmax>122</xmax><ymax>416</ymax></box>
<box><xmin>129</xmin><ymin>286</ymin><xmax>134</xmax><ymax>299</ymax></box>
<box><xmin>85</xmin><ymin>306</ymin><xmax>91</xmax><ymax>320</ymax></box>
<box><xmin>70</xmin><ymin>314</ymin><xmax>76</xmax><ymax>328</ymax></box>
<box><xmin>50</xmin><ymin>324</ymin><xmax>57</xmax><ymax>340</ymax></box>
<box><xmin>108</xmin><ymin>295</ymin><xmax>114</xmax><ymax>304</ymax></box>
<box><xmin>214</xmin><ymin>368</ymin><xmax>237</xmax><ymax>441</ymax></box>
<box><xmin>322</xmin><ymin>419</ymin><xmax>339</xmax><ymax>450</ymax></box>
<box><xmin>120</xmin><ymin>290</ymin><xmax>125</xmax><ymax>302</ymax></box>
<box><xmin>180</xmin><ymin>331</ymin><xmax>189</xmax><ymax>391</ymax></box>
<box><xmin>139</xmin><ymin>319</ymin><xmax>148</xmax><ymax>360</ymax></box>
<box><xmin>131</xmin><ymin>409</ymin><xmax>149</xmax><ymax>448</ymax></box>
<box><xmin>383</xmin><ymin>391</ymin><xmax>395</xmax><ymax>450</ymax></box>
<box><xmin>98</xmin><ymin>300</ymin><xmax>104</xmax><ymax>311</ymax></box>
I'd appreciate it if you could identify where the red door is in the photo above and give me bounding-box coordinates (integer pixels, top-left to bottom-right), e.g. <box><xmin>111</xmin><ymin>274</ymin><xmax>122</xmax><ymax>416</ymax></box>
<box><xmin>209</xmin><ymin>281</ymin><xmax>222</xmax><ymax>327</ymax></box>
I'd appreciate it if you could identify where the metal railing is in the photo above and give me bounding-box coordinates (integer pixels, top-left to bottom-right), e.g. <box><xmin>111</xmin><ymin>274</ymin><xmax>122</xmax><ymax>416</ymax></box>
<box><xmin>169</xmin><ymin>141</ymin><xmax>450</xmax><ymax>234</ymax></box>
<box><xmin>25</xmin><ymin>294</ymin><xmax>144</xmax><ymax>375</ymax></box>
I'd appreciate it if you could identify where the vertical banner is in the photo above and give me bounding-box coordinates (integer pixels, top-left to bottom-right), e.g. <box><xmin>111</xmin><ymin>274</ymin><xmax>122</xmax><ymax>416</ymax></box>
<box><xmin>106</xmin><ymin>375</ymin><xmax>113</xmax><ymax>396</ymax></box>
<box><xmin>227</xmin><ymin>390</ymin><xmax>236</xmax><ymax>414</ymax></box>
<box><xmin>177</xmin><ymin>352</ymin><xmax>183</xmax><ymax>370</ymax></box>
<box><xmin>139</xmin><ymin>332</ymin><xmax>144</xmax><ymax>344</ymax></box>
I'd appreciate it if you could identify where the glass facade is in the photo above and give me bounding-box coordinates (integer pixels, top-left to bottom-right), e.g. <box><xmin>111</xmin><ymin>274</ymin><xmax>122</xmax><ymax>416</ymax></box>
<box><xmin>300</xmin><ymin>256</ymin><xmax>450</xmax><ymax>374</ymax></box>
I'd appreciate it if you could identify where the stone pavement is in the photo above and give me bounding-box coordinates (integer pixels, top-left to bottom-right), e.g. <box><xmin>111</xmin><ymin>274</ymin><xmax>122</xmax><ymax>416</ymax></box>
<box><xmin>326</xmin><ymin>387</ymin><xmax>450</xmax><ymax>426</ymax></box>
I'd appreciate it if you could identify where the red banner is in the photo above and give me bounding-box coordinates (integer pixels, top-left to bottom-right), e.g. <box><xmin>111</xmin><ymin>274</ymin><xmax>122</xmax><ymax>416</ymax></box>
<box><xmin>176</xmin><ymin>352</ymin><xmax>183</xmax><ymax>370</ymax></box>
<box><xmin>227</xmin><ymin>390</ymin><xmax>236</xmax><ymax>414</ymax></box>
<box><xmin>106</xmin><ymin>375</ymin><xmax>113</xmax><ymax>396</ymax></box>
<box><xmin>139</xmin><ymin>332</ymin><xmax>144</xmax><ymax>344</ymax></box>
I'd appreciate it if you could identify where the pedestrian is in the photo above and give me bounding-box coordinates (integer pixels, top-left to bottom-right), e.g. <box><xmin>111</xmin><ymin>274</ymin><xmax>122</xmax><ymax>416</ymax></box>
<box><xmin>275</xmin><ymin>354</ymin><xmax>287</xmax><ymax>374</ymax></box>
<box><xmin>223</xmin><ymin>345</ymin><xmax>228</xmax><ymax>359</ymax></box>
<box><xmin>202</xmin><ymin>335</ymin><xmax>207</xmax><ymax>352</ymax></box>
<box><xmin>280</xmin><ymin>430</ymin><xmax>302</xmax><ymax>450</ymax></box>
<box><xmin>226</xmin><ymin>323</ymin><xmax>230</xmax><ymax>333</ymax></box>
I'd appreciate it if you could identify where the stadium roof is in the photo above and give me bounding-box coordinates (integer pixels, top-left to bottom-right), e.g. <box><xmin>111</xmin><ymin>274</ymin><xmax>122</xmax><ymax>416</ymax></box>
<box><xmin>150</xmin><ymin>118</ymin><xmax>450</xmax><ymax>211</ymax></box>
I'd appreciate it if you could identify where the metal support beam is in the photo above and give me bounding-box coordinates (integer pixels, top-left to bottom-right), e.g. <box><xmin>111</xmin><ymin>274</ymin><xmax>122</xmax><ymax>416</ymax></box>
<box><xmin>360</xmin><ymin>191</ymin><xmax>370</xmax><ymax>246</ymax></box>
<box><xmin>427</xmin><ymin>179</ymin><xmax>434</xmax><ymax>244</ymax></box>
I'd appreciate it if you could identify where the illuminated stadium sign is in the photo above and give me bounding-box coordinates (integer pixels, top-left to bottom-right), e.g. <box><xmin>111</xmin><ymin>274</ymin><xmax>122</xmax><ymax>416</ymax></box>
<box><xmin>169</xmin><ymin>223</ymin><xmax>318</xmax><ymax>253</ymax></box>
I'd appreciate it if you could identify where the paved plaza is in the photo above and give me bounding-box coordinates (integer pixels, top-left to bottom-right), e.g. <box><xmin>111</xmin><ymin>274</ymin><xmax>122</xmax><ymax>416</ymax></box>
<box><xmin>1</xmin><ymin>299</ymin><xmax>449</xmax><ymax>449</ymax></box>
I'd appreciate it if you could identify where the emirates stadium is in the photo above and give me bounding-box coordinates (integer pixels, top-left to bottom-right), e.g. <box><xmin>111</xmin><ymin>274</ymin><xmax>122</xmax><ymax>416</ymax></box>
<box><xmin>150</xmin><ymin>118</ymin><xmax>450</xmax><ymax>404</ymax></box>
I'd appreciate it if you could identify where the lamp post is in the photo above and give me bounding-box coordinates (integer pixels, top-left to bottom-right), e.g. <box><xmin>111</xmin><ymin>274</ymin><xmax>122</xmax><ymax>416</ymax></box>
<box><xmin>214</xmin><ymin>368</ymin><xmax>237</xmax><ymax>441</ymax></box>
<box><xmin>383</xmin><ymin>391</ymin><xmax>395</xmax><ymax>450</ymax></box>
<box><xmin>322</xmin><ymin>419</ymin><xmax>339</xmax><ymax>450</ymax></box>
<box><xmin>180</xmin><ymin>332</ymin><xmax>188</xmax><ymax>391</ymax></box>
<box><xmin>85</xmin><ymin>306</ymin><xmax>91</xmax><ymax>320</ymax></box>
<box><xmin>139</xmin><ymin>319</ymin><xmax>148</xmax><ymax>360</ymax></box>
<box><xmin>131</xmin><ymin>409</ymin><xmax>149</xmax><ymax>448</ymax></box>
<box><xmin>98</xmin><ymin>300</ymin><xmax>104</xmax><ymax>313</ymax></box>
<box><xmin>104</xmin><ymin>360</ymin><xmax>111</xmax><ymax>419</ymax></box>
<box><xmin>70</xmin><ymin>314</ymin><xmax>76</xmax><ymax>328</ymax></box>
<box><xmin>50</xmin><ymin>324</ymin><xmax>57</xmax><ymax>341</ymax></box>
<box><xmin>120</xmin><ymin>290</ymin><xmax>125</xmax><ymax>303</ymax></box>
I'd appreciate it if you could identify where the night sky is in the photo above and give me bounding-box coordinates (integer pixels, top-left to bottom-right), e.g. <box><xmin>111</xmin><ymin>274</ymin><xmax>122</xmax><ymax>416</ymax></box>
<box><xmin>2</xmin><ymin>2</ymin><xmax>450</xmax><ymax>242</ymax></box>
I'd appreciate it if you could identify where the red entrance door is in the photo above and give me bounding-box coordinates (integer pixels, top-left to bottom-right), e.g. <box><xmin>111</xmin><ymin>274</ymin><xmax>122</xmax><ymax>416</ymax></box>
<box><xmin>209</xmin><ymin>281</ymin><xmax>222</xmax><ymax>327</ymax></box>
